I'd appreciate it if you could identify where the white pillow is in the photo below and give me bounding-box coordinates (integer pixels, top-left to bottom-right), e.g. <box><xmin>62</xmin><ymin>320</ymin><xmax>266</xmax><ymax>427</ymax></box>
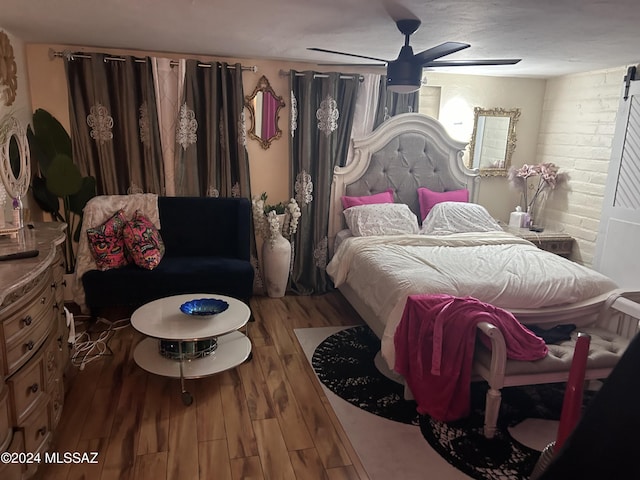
<box><xmin>420</xmin><ymin>202</ymin><xmax>501</xmax><ymax>235</ymax></box>
<box><xmin>343</xmin><ymin>203</ymin><xmax>419</xmax><ymax>236</ymax></box>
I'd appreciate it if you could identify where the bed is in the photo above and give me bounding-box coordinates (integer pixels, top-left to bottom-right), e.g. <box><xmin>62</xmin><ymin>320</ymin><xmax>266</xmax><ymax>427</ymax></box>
<box><xmin>325</xmin><ymin>113</ymin><xmax>640</xmax><ymax>436</ymax></box>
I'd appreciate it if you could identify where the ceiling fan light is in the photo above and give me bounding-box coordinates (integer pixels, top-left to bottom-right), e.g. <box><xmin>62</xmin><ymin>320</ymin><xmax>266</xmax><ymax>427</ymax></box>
<box><xmin>387</xmin><ymin>61</ymin><xmax>422</xmax><ymax>94</ymax></box>
<box><xmin>387</xmin><ymin>83</ymin><xmax>421</xmax><ymax>94</ymax></box>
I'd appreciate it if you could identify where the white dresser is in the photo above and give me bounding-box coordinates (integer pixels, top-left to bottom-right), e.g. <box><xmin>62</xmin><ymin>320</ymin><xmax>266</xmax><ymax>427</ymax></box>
<box><xmin>0</xmin><ymin>223</ymin><xmax>69</xmax><ymax>479</ymax></box>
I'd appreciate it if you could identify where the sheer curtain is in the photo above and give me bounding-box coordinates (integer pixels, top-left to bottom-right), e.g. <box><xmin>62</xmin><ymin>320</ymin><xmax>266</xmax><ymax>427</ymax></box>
<box><xmin>65</xmin><ymin>53</ymin><xmax>164</xmax><ymax>195</ymax></box>
<box><xmin>151</xmin><ymin>58</ymin><xmax>186</xmax><ymax>196</ymax></box>
<box><xmin>345</xmin><ymin>73</ymin><xmax>381</xmax><ymax>166</ymax></box>
<box><xmin>346</xmin><ymin>73</ymin><xmax>420</xmax><ymax>165</ymax></box>
<box><xmin>289</xmin><ymin>70</ymin><xmax>360</xmax><ymax>294</ymax></box>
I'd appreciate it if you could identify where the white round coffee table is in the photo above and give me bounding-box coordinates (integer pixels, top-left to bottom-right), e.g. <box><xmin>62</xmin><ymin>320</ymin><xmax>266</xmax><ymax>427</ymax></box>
<box><xmin>131</xmin><ymin>293</ymin><xmax>251</xmax><ymax>405</ymax></box>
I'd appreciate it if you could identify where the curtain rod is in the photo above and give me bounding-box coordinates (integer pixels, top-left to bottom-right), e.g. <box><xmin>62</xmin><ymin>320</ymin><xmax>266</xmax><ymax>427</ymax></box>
<box><xmin>279</xmin><ymin>69</ymin><xmax>363</xmax><ymax>81</ymax></box>
<box><xmin>48</xmin><ymin>48</ymin><xmax>257</xmax><ymax>72</ymax></box>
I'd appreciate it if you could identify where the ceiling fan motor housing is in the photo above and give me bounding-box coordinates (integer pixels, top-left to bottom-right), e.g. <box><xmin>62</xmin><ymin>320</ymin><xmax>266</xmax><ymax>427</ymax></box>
<box><xmin>387</xmin><ymin>59</ymin><xmax>422</xmax><ymax>92</ymax></box>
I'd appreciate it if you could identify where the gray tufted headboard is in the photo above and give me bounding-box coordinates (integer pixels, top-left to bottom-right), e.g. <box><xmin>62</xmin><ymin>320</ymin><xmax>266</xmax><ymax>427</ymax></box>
<box><xmin>329</xmin><ymin>113</ymin><xmax>479</xmax><ymax>253</ymax></box>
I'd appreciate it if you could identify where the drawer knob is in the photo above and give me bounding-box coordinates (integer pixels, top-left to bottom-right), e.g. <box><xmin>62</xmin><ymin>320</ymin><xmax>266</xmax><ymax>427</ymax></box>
<box><xmin>30</xmin><ymin>383</ymin><xmax>39</xmax><ymax>393</ymax></box>
<box><xmin>37</xmin><ymin>426</ymin><xmax>47</xmax><ymax>437</ymax></box>
<box><xmin>26</xmin><ymin>340</ymin><xmax>35</xmax><ymax>350</ymax></box>
<box><xmin>51</xmin><ymin>282</ymin><xmax>57</xmax><ymax>289</ymax></box>
<box><xmin>40</xmin><ymin>296</ymin><xmax>46</xmax><ymax>304</ymax></box>
<box><xmin>61</xmin><ymin>279</ymin><xmax>67</xmax><ymax>287</ymax></box>
<box><xmin>22</xmin><ymin>315</ymin><xmax>33</xmax><ymax>326</ymax></box>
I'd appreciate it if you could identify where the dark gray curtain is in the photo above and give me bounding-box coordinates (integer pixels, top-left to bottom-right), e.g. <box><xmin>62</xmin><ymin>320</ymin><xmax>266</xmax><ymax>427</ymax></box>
<box><xmin>65</xmin><ymin>53</ymin><xmax>164</xmax><ymax>195</ymax></box>
<box><xmin>289</xmin><ymin>71</ymin><xmax>359</xmax><ymax>294</ymax></box>
<box><xmin>174</xmin><ymin>60</ymin><xmax>250</xmax><ymax>198</ymax></box>
<box><xmin>373</xmin><ymin>75</ymin><xmax>420</xmax><ymax>128</ymax></box>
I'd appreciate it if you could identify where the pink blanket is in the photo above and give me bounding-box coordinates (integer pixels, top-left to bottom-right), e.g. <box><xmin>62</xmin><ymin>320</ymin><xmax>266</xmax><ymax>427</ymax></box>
<box><xmin>394</xmin><ymin>294</ymin><xmax>548</xmax><ymax>421</ymax></box>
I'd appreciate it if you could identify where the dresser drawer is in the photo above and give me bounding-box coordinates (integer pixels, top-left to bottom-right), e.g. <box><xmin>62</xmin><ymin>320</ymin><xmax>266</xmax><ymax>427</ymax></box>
<box><xmin>7</xmin><ymin>350</ymin><xmax>46</xmax><ymax>425</ymax></box>
<box><xmin>1</xmin><ymin>269</ymin><xmax>57</xmax><ymax>377</ymax></box>
<box><xmin>2</xmin><ymin>270</ymin><xmax>55</xmax><ymax>345</ymax></box>
<box><xmin>0</xmin><ymin>387</ymin><xmax>11</xmax><ymax>452</ymax></box>
<box><xmin>4</xmin><ymin>314</ymin><xmax>52</xmax><ymax>378</ymax></box>
<box><xmin>21</xmin><ymin>398</ymin><xmax>51</xmax><ymax>456</ymax></box>
<box><xmin>0</xmin><ymin>430</ymin><xmax>23</xmax><ymax>480</ymax></box>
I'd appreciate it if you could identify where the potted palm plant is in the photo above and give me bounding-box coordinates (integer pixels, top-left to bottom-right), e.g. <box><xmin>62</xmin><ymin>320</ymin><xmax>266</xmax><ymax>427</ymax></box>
<box><xmin>27</xmin><ymin>108</ymin><xmax>96</xmax><ymax>275</ymax></box>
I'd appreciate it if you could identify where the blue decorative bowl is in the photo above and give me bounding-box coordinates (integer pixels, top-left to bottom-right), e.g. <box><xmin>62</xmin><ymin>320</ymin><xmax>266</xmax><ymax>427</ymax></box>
<box><xmin>180</xmin><ymin>298</ymin><xmax>229</xmax><ymax>316</ymax></box>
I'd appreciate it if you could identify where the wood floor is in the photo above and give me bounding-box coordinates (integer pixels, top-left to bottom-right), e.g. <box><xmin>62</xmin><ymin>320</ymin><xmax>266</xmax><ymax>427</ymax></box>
<box><xmin>36</xmin><ymin>292</ymin><xmax>369</xmax><ymax>480</ymax></box>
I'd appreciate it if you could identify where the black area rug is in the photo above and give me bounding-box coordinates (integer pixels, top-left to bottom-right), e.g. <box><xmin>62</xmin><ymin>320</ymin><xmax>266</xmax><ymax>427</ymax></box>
<box><xmin>312</xmin><ymin>325</ymin><xmax>594</xmax><ymax>480</ymax></box>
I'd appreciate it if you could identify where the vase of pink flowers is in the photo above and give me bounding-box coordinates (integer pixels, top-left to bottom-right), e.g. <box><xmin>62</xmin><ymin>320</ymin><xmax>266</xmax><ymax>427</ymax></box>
<box><xmin>508</xmin><ymin>163</ymin><xmax>569</xmax><ymax>229</ymax></box>
<box><xmin>252</xmin><ymin>193</ymin><xmax>301</xmax><ymax>297</ymax></box>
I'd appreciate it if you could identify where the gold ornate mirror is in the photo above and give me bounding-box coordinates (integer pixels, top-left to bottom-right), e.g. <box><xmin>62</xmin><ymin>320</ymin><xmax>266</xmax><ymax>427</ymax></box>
<box><xmin>245</xmin><ymin>75</ymin><xmax>285</xmax><ymax>149</ymax></box>
<box><xmin>0</xmin><ymin>31</ymin><xmax>18</xmax><ymax>106</ymax></box>
<box><xmin>468</xmin><ymin>107</ymin><xmax>520</xmax><ymax>176</ymax></box>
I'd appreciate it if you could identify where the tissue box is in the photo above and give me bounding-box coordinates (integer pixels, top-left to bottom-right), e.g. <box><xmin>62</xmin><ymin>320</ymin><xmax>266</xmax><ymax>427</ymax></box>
<box><xmin>509</xmin><ymin>211</ymin><xmax>527</xmax><ymax>228</ymax></box>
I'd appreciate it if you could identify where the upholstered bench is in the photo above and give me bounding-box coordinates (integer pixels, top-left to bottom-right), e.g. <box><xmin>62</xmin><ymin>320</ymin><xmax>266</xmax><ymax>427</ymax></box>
<box><xmin>473</xmin><ymin>296</ymin><xmax>640</xmax><ymax>438</ymax></box>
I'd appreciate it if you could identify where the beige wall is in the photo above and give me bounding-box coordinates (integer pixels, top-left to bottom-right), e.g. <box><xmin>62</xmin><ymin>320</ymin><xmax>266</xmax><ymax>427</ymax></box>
<box><xmin>535</xmin><ymin>67</ymin><xmax>625</xmax><ymax>265</ymax></box>
<box><xmin>419</xmin><ymin>72</ymin><xmax>547</xmax><ymax>223</ymax></box>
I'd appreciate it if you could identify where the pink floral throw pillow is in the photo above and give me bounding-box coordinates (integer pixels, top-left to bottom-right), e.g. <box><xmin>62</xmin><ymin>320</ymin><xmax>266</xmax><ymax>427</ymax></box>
<box><xmin>341</xmin><ymin>188</ymin><xmax>394</xmax><ymax>210</ymax></box>
<box><xmin>417</xmin><ymin>187</ymin><xmax>469</xmax><ymax>222</ymax></box>
<box><xmin>86</xmin><ymin>209</ymin><xmax>130</xmax><ymax>271</ymax></box>
<box><xmin>123</xmin><ymin>210</ymin><xmax>165</xmax><ymax>270</ymax></box>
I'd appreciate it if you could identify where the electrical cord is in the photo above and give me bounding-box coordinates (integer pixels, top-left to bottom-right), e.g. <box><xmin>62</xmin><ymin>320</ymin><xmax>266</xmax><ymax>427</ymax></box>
<box><xmin>70</xmin><ymin>316</ymin><xmax>131</xmax><ymax>370</ymax></box>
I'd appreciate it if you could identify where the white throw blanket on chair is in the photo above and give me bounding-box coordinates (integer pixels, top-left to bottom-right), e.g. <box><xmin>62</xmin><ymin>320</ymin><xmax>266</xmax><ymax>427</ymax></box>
<box><xmin>72</xmin><ymin>193</ymin><xmax>160</xmax><ymax>313</ymax></box>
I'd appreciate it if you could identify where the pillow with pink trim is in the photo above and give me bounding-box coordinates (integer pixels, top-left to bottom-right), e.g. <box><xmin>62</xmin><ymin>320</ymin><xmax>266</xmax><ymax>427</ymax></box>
<box><xmin>341</xmin><ymin>188</ymin><xmax>394</xmax><ymax>210</ymax></box>
<box><xmin>86</xmin><ymin>209</ymin><xmax>130</xmax><ymax>271</ymax></box>
<box><xmin>417</xmin><ymin>187</ymin><xmax>469</xmax><ymax>222</ymax></box>
<box><xmin>123</xmin><ymin>210</ymin><xmax>166</xmax><ymax>270</ymax></box>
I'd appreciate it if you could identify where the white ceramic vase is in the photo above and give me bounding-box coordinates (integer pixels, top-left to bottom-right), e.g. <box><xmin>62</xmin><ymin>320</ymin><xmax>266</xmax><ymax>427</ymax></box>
<box><xmin>261</xmin><ymin>214</ymin><xmax>292</xmax><ymax>298</ymax></box>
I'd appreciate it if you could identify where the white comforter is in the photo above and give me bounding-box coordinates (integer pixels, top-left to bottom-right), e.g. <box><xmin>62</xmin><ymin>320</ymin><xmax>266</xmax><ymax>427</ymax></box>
<box><xmin>326</xmin><ymin>231</ymin><xmax>618</xmax><ymax>367</ymax></box>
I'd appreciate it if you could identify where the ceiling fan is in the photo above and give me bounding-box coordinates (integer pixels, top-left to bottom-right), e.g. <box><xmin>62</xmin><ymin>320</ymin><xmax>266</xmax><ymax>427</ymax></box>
<box><xmin>308</xmin><ymin>19</ymin><xmax>521</xmax><ymax>94</ymax></box>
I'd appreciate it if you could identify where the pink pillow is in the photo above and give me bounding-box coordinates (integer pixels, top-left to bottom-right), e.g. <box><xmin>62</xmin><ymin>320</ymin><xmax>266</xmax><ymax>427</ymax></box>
<box><xmin>418</xmin><ymin>187</ymin><xmax>469</xmax><ymax>221</ymax></box>
<box><xmin>123</xmin><ymin>210</ymin><xmax>165</xmax><ymax>270</ymax></box>
<box><xmin>86</xmin><ymin>209</ymin><xmax>130</xmax><ymax>271</ymax></box>
<box><xmin>341</xmin><ymin>188</ymin><xmax>394</xmax><ymax>210</ymax></box>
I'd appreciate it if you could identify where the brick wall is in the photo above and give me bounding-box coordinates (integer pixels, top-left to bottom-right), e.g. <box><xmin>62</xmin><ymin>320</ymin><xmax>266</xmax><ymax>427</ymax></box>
<box><xmin>535</xmin><ymin>67</ymin><xmax>626</xmax><ymax>266</ymax></box>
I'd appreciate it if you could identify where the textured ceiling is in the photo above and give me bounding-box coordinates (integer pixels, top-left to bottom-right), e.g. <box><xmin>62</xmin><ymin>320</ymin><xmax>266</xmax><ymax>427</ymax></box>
<box><xmin>2</xmin><ymin>0</ymin><xmax>640</xmax><ymax>78</ymax></box>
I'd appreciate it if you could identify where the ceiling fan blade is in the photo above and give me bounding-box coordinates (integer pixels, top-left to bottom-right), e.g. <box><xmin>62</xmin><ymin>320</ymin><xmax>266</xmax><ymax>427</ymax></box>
<box><xmin>424</xmin><ymin>59</ymin><xmax>522</xmax><ymax>67</ymax></box>
<box><xmin>414</xmin><ymin>42</ymin><xmax>470</xmax><ymax>64</ymax></box>
<box><xmin>316</xmin><ymin>63</ymin><xmax>387</xmax><ymax>67</ymax></box>
<box><xmin>307</xmin><ymin>47</ymin><xmax>388</xmax><ymax>64</ymax></box>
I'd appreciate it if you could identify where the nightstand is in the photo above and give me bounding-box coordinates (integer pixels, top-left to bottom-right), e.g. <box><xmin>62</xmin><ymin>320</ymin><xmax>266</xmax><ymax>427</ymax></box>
<box><xmin>503</xmin><ymin>226</ymin><xmax>574</xmax><ymax>258</ymax></box>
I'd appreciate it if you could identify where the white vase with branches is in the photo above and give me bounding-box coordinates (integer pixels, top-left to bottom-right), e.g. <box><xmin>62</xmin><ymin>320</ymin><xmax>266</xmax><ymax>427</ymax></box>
<box><xmin>252</xmin><ymin>193</ymin><xmax>301</xmax><ymax>297</ymax></box>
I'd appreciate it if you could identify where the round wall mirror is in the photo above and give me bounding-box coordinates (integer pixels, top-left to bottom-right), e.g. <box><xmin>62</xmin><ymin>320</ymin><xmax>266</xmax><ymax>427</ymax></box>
<box><xmin>1</xmin><ymin>116</ymin><xmax>30</xmax><ymax>198</ymax></box>
<box><xmin>245</xmin><ymin>75</ymin><xmax>285</xmax><ymax>149</ymax></box>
